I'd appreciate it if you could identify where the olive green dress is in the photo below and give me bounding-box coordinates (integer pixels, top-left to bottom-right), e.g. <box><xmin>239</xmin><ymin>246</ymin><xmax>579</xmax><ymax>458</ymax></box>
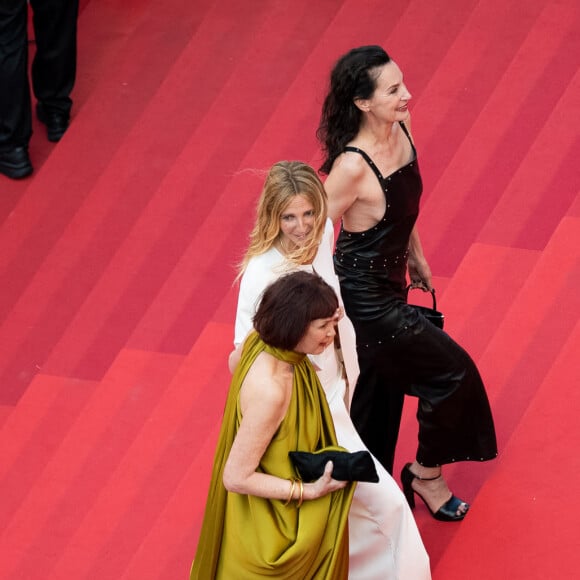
<box><xmin>190</xmin><ymin>331</ymin><xmax>355</xmax><ymax>579</ymax></box>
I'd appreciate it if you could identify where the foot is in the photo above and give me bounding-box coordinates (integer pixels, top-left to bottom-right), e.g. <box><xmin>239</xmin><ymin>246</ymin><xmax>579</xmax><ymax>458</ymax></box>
<box><xmin>406</xmin><ymin>463</ymin><xmax>469</xmax><ymax>520</ymax></box>
<box><xmin>36</xmin><ymin>103</ymin><xmax>70</xmax><ymax>142</ymax></box>
<box><xmin>0</xmin><ymin>146</ymin><xmax>33</xmax><ymax>179</ymax></box>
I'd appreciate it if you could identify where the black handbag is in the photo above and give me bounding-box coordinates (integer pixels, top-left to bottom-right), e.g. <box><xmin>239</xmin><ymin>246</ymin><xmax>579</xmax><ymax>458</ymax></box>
<box><xmin>289</xmin><ymin>446</ymin><xmax>379</xmax><ymax>483</ymax></box>
<box><xmin>406</xmin><ymin>285</ymin><xmax>444</xmax><ymax>329</ymax></box>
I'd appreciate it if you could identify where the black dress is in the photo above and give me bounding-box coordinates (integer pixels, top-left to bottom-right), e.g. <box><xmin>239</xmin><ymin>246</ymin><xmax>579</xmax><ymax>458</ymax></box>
<box><xmin>334</xmin><ymin>124</ymin><xmax>497</xmax><ymax>474</ymax></box>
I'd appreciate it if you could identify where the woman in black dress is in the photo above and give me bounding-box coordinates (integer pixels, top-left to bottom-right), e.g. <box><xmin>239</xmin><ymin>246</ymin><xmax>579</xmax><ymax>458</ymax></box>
<box><xmin>317</xmin><ymin>45</ymin><xmax>497</xmax><ymax>521</ymax></box>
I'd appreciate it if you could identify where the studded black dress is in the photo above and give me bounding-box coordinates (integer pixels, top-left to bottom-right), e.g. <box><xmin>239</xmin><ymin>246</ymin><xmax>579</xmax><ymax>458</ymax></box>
<box><xmin>334</xmin><ymin>124</ymin><xmax>497</xmax><ymax>474</ymax></box>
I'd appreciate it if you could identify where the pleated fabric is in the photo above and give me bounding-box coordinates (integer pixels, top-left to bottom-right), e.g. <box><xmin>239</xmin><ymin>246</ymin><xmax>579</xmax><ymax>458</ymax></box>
<box><xmin>191</xmin><ymin>331</ymin><xmax>355</xmax><ymax>579</ymax></box>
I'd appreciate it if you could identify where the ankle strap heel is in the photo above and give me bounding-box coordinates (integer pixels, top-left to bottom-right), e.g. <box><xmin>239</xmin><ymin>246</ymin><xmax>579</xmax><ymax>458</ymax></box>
<box><xmin>399</xmin><ymin>462</ymin><xmax>470</xmax><ymax>522</ymax></box>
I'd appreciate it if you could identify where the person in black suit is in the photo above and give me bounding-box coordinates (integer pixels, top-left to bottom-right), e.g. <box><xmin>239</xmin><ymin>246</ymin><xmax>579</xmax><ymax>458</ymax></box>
<box><xmin>0</xmin><ymin>0</ymin><xmax>79</xmax><ymax>179</ymax></box>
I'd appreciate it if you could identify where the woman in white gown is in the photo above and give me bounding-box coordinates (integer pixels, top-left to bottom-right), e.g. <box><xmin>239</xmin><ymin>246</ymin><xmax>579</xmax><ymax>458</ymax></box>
<box><xmin>231</xmin><ymin>161</ymin><xmax>431</xmax><ymax>580</ymax></box>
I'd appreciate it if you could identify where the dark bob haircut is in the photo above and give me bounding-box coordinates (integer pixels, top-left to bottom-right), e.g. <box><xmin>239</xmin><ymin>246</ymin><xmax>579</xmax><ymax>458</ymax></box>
<box><xmin>253</xmin><ymin>271</ymin><xmax>338</xmax><ymax>351</ymax></box>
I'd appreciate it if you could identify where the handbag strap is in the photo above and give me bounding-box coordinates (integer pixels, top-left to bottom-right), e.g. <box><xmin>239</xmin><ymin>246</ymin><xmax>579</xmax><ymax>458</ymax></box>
<box><xmin>405</xmin><ymin>284</ymin><xmax>437</xmax><ymax>311</ymax></box>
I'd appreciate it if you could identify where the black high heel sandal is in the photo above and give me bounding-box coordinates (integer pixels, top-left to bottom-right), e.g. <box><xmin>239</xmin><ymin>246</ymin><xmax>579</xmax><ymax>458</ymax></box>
<box><xmin>401</xmin><ymin>463</ymin><xmax>469</xmax><ymax>522</ymax></box>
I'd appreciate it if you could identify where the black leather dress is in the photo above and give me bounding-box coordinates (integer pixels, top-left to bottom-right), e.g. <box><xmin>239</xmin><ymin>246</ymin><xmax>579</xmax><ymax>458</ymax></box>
<box><xmin>334</xmin><ymin>125</ymin><xmax>497</xmax><ymax>473</ymax></box>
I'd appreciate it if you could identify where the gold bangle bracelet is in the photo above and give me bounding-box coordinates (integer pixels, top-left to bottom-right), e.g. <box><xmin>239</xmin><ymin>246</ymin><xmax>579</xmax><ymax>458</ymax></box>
<box><xmin>283</xmin><ymin>479</ymin><xmax>296</xmax><ymax>506</ymax></box>
<box><xmin>296</xmin><ymin>479</ymin><xmax>304</xmax><ymax>508</ymax></box>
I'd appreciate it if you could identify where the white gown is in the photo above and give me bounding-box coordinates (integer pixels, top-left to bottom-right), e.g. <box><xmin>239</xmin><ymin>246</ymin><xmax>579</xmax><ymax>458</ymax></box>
<box><xmin>234</xmin><ymin>219</ymin><xmax>431</xmax><ymax>580</ymax></box>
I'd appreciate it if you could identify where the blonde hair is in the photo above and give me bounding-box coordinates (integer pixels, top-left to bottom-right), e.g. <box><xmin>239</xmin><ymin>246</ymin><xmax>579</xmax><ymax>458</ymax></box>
<box><xmin>239</xmin><ymin>161</ymin><xmax>328</xmax><ymax>275</ymax></box>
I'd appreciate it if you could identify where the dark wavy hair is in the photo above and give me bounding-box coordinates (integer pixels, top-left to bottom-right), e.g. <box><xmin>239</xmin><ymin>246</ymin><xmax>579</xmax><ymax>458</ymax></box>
<box><xmin>253</xmin><ymin>271</ymin><xmax>338</xmax><ymax>351</ymax></box>
<box><xmin>317</xmin><ymin>45</ymin><xmax>391</xmax><ymax>175</ymax></box>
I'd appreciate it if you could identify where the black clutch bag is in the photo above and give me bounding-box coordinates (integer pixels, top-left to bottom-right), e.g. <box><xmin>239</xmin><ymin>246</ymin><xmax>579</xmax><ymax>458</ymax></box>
<box><xmin>289</xmin><ymin>446</ymin><xmax>379</xmax><ymax>483</ymax></box>
<box><xmin>406</xmin><ymin>285</ymin><xmax>444</xmax><ymax>329</ymax></box>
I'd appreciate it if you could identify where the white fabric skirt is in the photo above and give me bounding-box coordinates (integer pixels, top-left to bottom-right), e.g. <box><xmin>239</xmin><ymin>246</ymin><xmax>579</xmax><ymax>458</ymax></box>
<box><xmin>325</xmin><ymin>377</ymin><xmax>431</xmax><ymax>580</ymax></box>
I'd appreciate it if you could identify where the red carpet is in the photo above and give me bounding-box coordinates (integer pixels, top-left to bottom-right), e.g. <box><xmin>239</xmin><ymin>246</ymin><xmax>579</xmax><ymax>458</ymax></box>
<box><xmin>0</xmin><ymin>0</ymin><xmax>579</xmax><ymax>578</ymax></box>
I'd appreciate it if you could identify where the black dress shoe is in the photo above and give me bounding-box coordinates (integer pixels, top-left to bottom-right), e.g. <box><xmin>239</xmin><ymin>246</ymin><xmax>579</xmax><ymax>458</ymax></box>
<box><xmin>36</xmin><ymin>103</ymin><xmax>70</xmax><ymax>142</ymax></box>
<box><xmin>0</xmin><ymin>146</ymin><xmax>33</xmax><ymax>179</ymax></box>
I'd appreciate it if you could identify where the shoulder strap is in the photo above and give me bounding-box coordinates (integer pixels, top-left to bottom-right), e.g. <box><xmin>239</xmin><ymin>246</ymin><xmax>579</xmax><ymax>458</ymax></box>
<box><xmin>399</xmin><ymin>121</ymin><xmax>416</xmax><ymax>150</ymax></box>
<box><xmin>343</xmin><ymin>146</ymin><xmax>384</xmax><ymax>181</ymax></box>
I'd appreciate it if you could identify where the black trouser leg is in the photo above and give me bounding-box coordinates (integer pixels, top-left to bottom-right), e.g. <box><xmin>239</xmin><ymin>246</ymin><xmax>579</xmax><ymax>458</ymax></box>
<box><xmin>30</xmin><ymin>0</ymin><xmax>79</xmax><ymax>114</ymax></box>
<box><xmin>350</xmin><ymin>306</ymin><xmax>497</xmax><ymax>472</ymax></box>
<box><xmin>408</xmin><ymin>326</ymin><xmax>497</xmax><ymax>466</ymax></box>
<box><xmin>350</xmin><ymin>350</ymin><xmax>405</xmax><ymax>475</ymax></box>
<box><xmin>0</xmin><ymin>1</ymin><xmax>31</xmax><ymax>149</ymax></box>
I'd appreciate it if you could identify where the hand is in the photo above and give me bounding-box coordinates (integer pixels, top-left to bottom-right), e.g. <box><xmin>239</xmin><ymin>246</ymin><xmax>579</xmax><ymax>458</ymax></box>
<box><xmin>307</xmin><ymin>461</ymin><xmax>348</xmax><ymax>500</ymax></box>
<box><xmin>408</xmin><ymin>256</ymin><xmax>433</xmax><ymax>291</ymax></box>
<box><xmin>409</xmin><ymin>278</ymin><xmax>428</xmax><ymax>290</ymax></box>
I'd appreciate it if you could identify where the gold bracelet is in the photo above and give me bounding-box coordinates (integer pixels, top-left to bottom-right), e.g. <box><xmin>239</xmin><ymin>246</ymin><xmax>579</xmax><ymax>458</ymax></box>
<box><xmin>283</xmin><ymin>479</ymin><xmax>296</xmax><ymax>506</ymax></box>
<box><xmin>296</xmin><ymin>479</ymin><xmax>304</xmax><ymax>508</ymax></box>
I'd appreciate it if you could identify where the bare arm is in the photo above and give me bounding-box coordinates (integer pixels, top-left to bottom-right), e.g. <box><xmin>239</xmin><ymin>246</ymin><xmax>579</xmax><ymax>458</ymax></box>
<box><xmin>223</xmin><ymin>356</ymin><xmax>347</xmax><ymax>502</ymax></box>
<box><xmin>407</xmin><ymin>225</ymin><xmax>433</xmax><ymax>290</ymax></box>
<box><xmin>324</xmin><ymin>152</ymin><xmax>390</xmax><ymax>231</ymax></box>
<box><xmin>228</xmin><ymin>339</ymin><xmax>246</xmax><ymax>373</ymax></box>
<box><xmin>400</xmin><ymin>119</ymin><xmax>434</xmax><ymax>289</ymax></box>
<box><xmin>323</xmin><ymin>156</ymin><xmax>361</xmax><ymax>225</ymax></box>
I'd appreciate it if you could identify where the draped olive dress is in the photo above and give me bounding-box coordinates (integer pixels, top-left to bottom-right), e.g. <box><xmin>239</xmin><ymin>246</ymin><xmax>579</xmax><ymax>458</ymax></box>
<box><xmin>190</xmin><ymin>331</ymin><xmax>355</xmax><ymax>579</ymax></box>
